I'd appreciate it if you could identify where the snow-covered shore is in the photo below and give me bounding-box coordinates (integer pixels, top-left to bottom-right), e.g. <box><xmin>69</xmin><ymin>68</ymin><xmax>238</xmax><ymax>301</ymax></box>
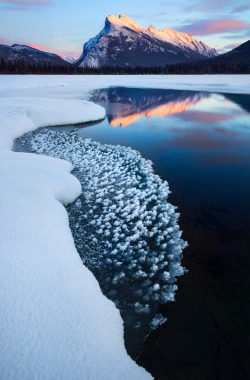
<box><xmin>0</xmin><ymin>74</ymin><xmax>249</xmax><ymax>378</ymax></box>
<box><xmin>0</xmin><ymin>152</ymin><xmax>152</xmax><ymax>380</ymax></box>
<box><xmin>0</xmin><ymin>77</ymin><xmax>152</xmax><ymax>379</ymax></box>
<box><xmin>1</xmin><ymin>74</ymin><xmax>250</xmax><ymax>99</ymax></box>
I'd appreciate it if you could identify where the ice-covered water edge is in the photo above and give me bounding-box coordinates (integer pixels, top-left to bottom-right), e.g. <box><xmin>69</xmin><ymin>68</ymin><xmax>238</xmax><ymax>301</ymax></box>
<box><xmin>16</xmin><ymin>127</ymin><xmax>187</xmax><ymax>358</ymax></box>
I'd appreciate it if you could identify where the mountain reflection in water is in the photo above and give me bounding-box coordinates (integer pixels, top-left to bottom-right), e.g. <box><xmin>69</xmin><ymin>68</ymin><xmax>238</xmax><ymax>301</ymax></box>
<box><xmin>91</xmin><ymin>87</ymin><xmax>209</xmax><ymax>127</ymax></box>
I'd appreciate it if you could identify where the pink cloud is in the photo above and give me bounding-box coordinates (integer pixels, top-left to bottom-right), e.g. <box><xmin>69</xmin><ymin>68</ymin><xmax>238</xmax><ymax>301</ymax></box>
<box><xmin>179</xmin><ymin>110</ymin><xmax>232</xmax><ymax>123</ymax></box>
<box><xmin>28</xmin><ymin>43</ymin><xmax>46</xmax><ymax>51</ymax></box>
<box><xmin>176</xmin><ymin>19</ymin><xmax>250</xmax><ymax>36</ymax></box>
<box><xmin>0</xmin><ymin>37</ymin><xmax>8</xmax><ymax>42</ymax></box>
<box><xmin>156</xmin><ymin>127</ymin><xmax>243</xmax><ymax>152</ymax></box>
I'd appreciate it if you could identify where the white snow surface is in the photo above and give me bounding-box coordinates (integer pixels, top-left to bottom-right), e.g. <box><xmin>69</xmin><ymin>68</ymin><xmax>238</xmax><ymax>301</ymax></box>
<box><xmin>0</xmin><ymin>74</ymin><xmax>249</xmax><ymax>378</ymax></box>
<box><xmin>1</xmin><ymin>75</ymin><xmax>249</xmax><ymax>104</ymax></box>
<box><xmin>0</xmin><ymin>76</ymin><xmax>153</xmax><ymax>379</ymax></box>
<box><xmin>0</xmin><ymin>152</ymin><xmax>152</xmax><ymax>379</ymax></box>
<box><xmin>0</xmin><ymin>97</ymin><xmax>105</xmax><ymax>149</ymax></box>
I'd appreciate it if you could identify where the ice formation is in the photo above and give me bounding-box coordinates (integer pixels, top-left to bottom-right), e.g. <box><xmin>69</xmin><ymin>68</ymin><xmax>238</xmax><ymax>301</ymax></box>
<box><xmin>23</xmin><ymin>128</ymin><xmax>187</xmax><ymax>357</ymax></box>
<box><xmin>0</xmin><ymin>149</ymin><xmax>153</xmax><ymax>379</ymax></box>
<box><xmin>150</xmin><ymin>314</ymin><xmax>168</xmax><ymax>330</ymax></box>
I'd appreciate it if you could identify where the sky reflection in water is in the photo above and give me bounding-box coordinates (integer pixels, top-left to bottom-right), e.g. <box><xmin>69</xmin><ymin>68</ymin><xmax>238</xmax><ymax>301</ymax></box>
<box><xmin>78</xmin><ymin>88</ymin><xmax>250</xmax><ymax>364</ymax></box>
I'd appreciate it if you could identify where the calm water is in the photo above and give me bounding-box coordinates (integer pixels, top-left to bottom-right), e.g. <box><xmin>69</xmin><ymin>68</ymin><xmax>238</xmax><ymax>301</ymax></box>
<box><xmin>77</xmin><ymin>87</ymin><xmax>250</xmax><ymax>379</ymax></box>
<box><xmin>14</xmin><ymin>87</ymin><xmax>250</xmax><ymax>379</ymax></box>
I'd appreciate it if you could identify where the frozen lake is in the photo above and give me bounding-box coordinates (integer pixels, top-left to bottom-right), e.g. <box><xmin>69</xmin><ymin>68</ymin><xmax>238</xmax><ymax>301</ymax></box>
<box><xmin>14</xmin><ymin>85</ymin><xmax>250</xmax><ymax>377</ymax></box>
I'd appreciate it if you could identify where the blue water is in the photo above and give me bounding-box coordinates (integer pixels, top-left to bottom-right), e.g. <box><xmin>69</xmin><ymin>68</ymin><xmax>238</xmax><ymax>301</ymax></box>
<box><xmin>79</xmin><ymin>88</ymin><xmax>250</xmax><ymax>229</ymax></box>
<box><xmin>77</xmin><ymin>87</ymin><xmax>250</xmax><ymax>377</ymax></box>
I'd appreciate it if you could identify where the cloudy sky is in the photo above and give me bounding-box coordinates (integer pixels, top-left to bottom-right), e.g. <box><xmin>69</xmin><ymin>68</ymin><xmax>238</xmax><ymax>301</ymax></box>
<box><xmin>0</xmin><ymin>0</ymin><xmax>249</xmax><ymax>57</ymax></box>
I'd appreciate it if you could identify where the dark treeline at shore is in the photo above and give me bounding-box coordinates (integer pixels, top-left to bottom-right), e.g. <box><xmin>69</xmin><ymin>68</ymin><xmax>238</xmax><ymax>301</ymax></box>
<box><xmin>0</xmin><ymin>57</ymin><xmax>249</xmax><ymax>75</ymax></box>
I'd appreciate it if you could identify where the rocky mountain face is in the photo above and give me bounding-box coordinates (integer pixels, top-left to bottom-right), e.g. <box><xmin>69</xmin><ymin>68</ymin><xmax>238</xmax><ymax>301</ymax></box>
<box><xmin>0</xmin><ymin>44</ymin><xmax>71</xmax><ymax>66</ymax></box>
<box><xmin>76</xmin><ymin>14</ymin><xmax>218</xmax><ymax>68</ymax></box>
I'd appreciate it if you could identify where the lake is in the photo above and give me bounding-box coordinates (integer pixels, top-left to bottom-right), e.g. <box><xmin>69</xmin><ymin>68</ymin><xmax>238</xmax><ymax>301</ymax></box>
<box><xmin>15</xmin><ymin>86</ymin><xmax>250</xmax><ymax>379</ymax></box>
<box><xmin>80</xmin><ymin>87</ymin><xmax>250</xmax><ymax>379</ymax></box>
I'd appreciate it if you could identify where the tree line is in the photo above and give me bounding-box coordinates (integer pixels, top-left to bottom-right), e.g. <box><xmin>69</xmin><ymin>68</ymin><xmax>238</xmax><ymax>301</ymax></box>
<box><xmin>0</xmin><ymin>56</ymin><xmax>249</xmax><ymax>75</ymax></box>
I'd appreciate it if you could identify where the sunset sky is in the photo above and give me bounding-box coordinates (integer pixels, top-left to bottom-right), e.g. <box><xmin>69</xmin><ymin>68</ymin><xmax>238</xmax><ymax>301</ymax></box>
<box><xmin>0</xmin><ymin>0</ymin><xmax>249</xmax><ymax>57</ymax></box>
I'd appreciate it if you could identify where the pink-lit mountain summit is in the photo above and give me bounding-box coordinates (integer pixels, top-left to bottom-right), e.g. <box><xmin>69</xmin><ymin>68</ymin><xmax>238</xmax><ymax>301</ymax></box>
<box><xmin>76</xmin><ymin>14</ymin><xmax>218</xmax><ymax>68</ymax></box>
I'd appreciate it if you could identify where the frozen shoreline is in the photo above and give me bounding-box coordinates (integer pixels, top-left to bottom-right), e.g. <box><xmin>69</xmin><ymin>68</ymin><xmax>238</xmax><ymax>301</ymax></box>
<box><xmin>0</xmin><ymin>77</ymin><xmax>152</xmax><ymax>379</ymax></box>
<box><xmin>0</xmin><ymin>74</ymin><xmax>249</xmax><ymax>378</ymax></box>
<box><xmin>1</xmin><ymin>74</ymin><xmax>250</xmax><ymax>98</ymax></box>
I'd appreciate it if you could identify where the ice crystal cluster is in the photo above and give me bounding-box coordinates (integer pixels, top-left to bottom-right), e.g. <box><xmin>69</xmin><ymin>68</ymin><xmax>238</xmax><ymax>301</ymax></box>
<box><xmin>150</xmin><ymin>314</ymin><xmax>168</xmax><ymax>330</ymax></box>
<box><xmin>29</xmin><ymin>128</ymin><xmax>187</xmax><ymax>357</ymax></box>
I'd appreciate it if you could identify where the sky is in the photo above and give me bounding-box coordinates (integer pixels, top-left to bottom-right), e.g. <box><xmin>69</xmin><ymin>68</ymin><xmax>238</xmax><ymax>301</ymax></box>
<box><xmin>0</xmin><ymin>0</ymin><xmax>249</xmax><ymax>58</ymax></box>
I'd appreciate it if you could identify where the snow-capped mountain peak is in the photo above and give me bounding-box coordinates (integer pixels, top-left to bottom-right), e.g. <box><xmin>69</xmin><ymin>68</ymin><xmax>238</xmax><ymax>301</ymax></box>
<box><xmin>107</xmin><ymin>14</ymin><xmax>144</xmax><ymax>33</ymax></box>
<box><xmin>76</xmin><ymin>14</ymin><xmax>218</xmax><ymax>68</ymax></box>
<box><xmin>55</xmin><ymin>53</ymin><xmax>78</xmax><ymax>63</ymax></box>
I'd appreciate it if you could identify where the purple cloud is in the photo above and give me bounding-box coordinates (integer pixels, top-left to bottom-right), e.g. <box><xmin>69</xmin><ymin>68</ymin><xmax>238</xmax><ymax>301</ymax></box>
<box><xmin>175</xmin><ymin>19</ymin><xmax>250</xmax><ymax>36</ymax></box>
<box><xmin>0</xmin><ymin>0</ymin><xmax>52</xmax><ymax>10</ymax></box>
<box><xmin>233</xmin><ymin>5</ymin><xmax>250</xmax><ymax>13</ymax></box>
<box><xmin>219</xmin><ymin>42</ymin><xmax>241</xmax><ymax>53</ymax></box>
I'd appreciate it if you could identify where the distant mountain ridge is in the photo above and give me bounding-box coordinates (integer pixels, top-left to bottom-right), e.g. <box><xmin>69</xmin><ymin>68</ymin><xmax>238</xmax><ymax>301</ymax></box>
<box><xmin>0</xmin><ymin>44</ymin><xmax>71</xmax><ymax>67</ymax></box>
<box><xmin>76</xmin><ymin>14</ymin><xmax>218</xmax><ymax>68</ymax></box>
<box><xmin>55</xmin><ymin>53</ymin><xmax>78</xmax><ymax>64</ymax></box>
<box><xmin>208</xmin><ymin>40</ymin><xmax>250</xmax><ymax>64</ymax></box>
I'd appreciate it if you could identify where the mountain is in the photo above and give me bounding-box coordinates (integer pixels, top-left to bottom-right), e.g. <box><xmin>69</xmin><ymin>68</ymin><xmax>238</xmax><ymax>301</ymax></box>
<box><xmin>76</xmin><ymin>14</ymin><xmax>218</xmax><ymax>68</ymax></box>
<box><xmin>166</xmin><ymin>39</ymin><xmax>250</xmax><ymax>74</ymax></box>
<box><xmin>0</xmin><ymin>44</ymin><xmax>71</xmax><ymax>67</ymax></box>
<box><xmin>209</xmin><ymin>40</ymin><xmax>250</xmax><ymax>64</ymax></box>
<box><xmin>55</xmin><ymin>53</ymin><xmax>78</xmax><ymax>64</ymax></box>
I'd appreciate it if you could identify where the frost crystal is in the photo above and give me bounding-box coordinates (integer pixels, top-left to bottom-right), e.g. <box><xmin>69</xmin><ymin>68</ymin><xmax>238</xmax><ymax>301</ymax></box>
<box><xmin>27</xmin><ymin>128</ymin><xmax>187</xmax><ymax>357</ymax></box>
<box><xmin>150</xmin><ymin>314</ymin><xmax>167</xmax><ymax>330</ymax></box>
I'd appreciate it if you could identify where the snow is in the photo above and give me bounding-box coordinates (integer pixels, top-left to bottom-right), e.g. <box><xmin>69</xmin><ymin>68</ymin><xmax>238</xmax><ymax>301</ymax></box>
<box><xmin>0</xmin><ymin>150</ymin><xmax>151</xmax><ymax>379</ymax></box>
<box><xmin>1</xmin><ymin>75</ymin><xmax>249</xmax><ymax>102</ymax></box>
<box><xmin>0</xmin><ymin>73</ymin><xmax>249</xmax><ymax>377</ymax></box>
<box><xmin>107</xmin><ymin>14</ymin><xmax>144</xmax><ymax>33</ymax></box>
<box><xmin>82</xmin><ymin>13</ymin><xmax>218</xmax><ymax>64</ymax></box>
<box><xmin>145</xmin><ymin>25</ymin><xmax>217</xmax><ymax>57</ymax></box>
<box><xmin>55</xmin><ymin>53</ymin><xmax>78</xmax><ymax>63</ymax></box>
<box><xmin>106</xmin><ymin>14</ymin><xmax>217</xmax><ymax>57</ymax></box>
<box><xmin>0</xmin><ymin>97</ymin><xmax>105</xmax><ymax>149</ymax></box>
<box><xmin>0</xmin><ymin>76</ymin><xmax>155</xmax><ymax>379</ymax></box>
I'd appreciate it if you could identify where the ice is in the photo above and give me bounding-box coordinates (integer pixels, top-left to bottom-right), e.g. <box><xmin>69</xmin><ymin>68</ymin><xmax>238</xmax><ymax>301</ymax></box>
<box><xmin>0</xmin><ymin>149</ymin><xmax>152</xmax><ymax>379</ymax></box>
<box><xmin>150</xmin><ymin>314</ymin><xmax>167</xmax><ymax>330</ymax></box>
<box><xmin>1</xmin><ymin>75</ymin><xmax>250</xmax><ymax>102</ymax></box>
<box><xmin>23</xmin><ymin>128</ymin><xmax>187</xmax><ymax>357</ymax></box>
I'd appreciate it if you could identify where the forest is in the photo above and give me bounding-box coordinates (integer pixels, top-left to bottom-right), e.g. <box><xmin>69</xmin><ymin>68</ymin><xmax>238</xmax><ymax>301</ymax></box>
<box><xmin>0</xmin><ymin>56</ymin><xmax>249</xmax><ymax>75</ymax></box>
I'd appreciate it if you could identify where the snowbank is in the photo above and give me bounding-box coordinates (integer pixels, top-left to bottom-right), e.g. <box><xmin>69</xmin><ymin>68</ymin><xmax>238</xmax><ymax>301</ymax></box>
<box><xmin>1</xmin><ymin>74</ymin><xmax>250</xmax><ymax>99</ymax></box>
<box><xmin>0</xmin><ymin>97</ymin><xmax>105</xmax><ymax>149</ymax></box>
<box><xmin>0</xmin><ymin>150</ymin><xmax>151</xmax><ymax>379</ymax></box>
<box><xmin>0</xmin><ymin>76</ymin><xmax>153</xmax><ymax>378</ymax></box>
